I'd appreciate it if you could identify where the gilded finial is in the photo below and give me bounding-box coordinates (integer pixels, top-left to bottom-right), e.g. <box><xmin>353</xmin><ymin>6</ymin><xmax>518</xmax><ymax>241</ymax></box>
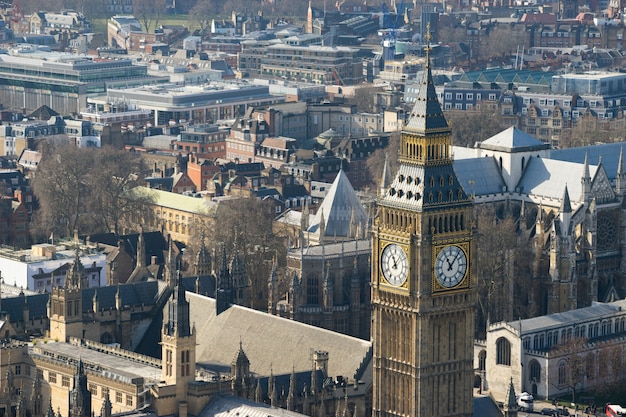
<box><xmin>424</xmin><ymin>22</ymin><xmax>432</xmax><ymax>63</ymax></box>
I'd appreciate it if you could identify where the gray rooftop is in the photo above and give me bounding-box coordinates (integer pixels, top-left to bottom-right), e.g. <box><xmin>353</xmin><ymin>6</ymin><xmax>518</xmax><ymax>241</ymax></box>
<box><xmin>551</xmin><ymin>142</ymin><xmax>625</xmax><ymax>182</ymax></box>
<box><xmin>188</xmin><ymin>292</ymin><xmax>372</xmax><ymax>380</ymax></box>
<box><xmin>31</xmin><ymin>341</ymin><xmax>161</xmax><ymax>384</ymax></box>
<box><xmin>479</xmin><ymin>126</ymin><xmax>550</xmax><ymax>153</ymax></box>
<box><xmin>308</xmin><ymin>170</ymin><xmax>367</xmax><ymax>238</ymax></box>
<box><xmin>453</xmin><ymin>157</ymin><xmax>507</xmax><ymax>196</ymax></box>
<box><xmin>517</xmin><ymin>157</ymin><xmax>598</xmax><ymax>203</ymax></box>
<box><xmin>199</xmin><ymin>395</ymin><xmax>308</xmax><ymax>417</ymax></box>
<box><xmin>508</xmin><ymin>299</ymin><xmax>626</xmax><ymax>334</ymax></box>
<box><xmin>289</xmin><ymin>239</ymin><xmax>370</xmax><ymax>259</ymax></box>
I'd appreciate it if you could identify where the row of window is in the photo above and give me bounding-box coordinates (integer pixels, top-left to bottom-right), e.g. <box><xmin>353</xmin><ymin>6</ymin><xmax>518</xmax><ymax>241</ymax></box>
<box><xmin>523</xmin><ymin>317</ymin><xmax>626</xmax><ymax>351</ymax></box>
<box><xmin>444</xmin><ymin>92</ymin><xmax>498</xmax><ymax>101</ymax></box>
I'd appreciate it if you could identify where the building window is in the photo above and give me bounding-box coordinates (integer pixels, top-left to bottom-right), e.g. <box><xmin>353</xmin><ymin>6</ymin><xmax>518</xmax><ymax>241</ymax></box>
<box><xmin>306</xmin><ymin>273</ymin><xmax>319</xmax><ymax>305</ymax></box>
<box><xmin>62</xmin><ymin>376</ymin><xmax>70</xmax><ymax>388</ymax></box>
<box><xmin>558</xmin><ymin>360</ymin><xmax>567</xmax><ymax>385</ymax></box>
<box><xmin>126</xmin><ymin>395</ymin><xmax>133</xmax><ymax>407</ymax></box>
<box><xmin>116</xmin><ymin>392</ymin><xmax>123</xmax><ymax>403</ymax></box>
<box><xmin>49</xmin><ymin>372</ymin><xmax>57</xmax><ymax>384</ymax></box>
<box><xmin>89</xmin><ymin>384</ymin><xmax>98</xmax><ymax>395</ymax></box>
<box><xmin>529</xmin><ymin>360</ymin><xmax>541</xmax><ymax>383</ymax></box>
<box><xmin>496</xmin><ymin>337</ymin><xmax>511</xmax><ymax>365</ymax></box>
<box><xmin>102</xmin><ymin>387</ymin><xmax>109</xmax><ymax>399</ymax></box>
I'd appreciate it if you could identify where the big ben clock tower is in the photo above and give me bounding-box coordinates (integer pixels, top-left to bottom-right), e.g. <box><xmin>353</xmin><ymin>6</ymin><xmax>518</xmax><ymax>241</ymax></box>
<box><xmin>372</xmin><ymin>36</ymin><xmax>475</xmax><ymax>417</ymax></box>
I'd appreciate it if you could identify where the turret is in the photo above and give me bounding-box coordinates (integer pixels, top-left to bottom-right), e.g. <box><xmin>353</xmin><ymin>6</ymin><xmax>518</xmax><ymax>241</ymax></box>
<box><xmin>69</xmin><ymin>358</ymin><xmax>91</xmax><ymax>417</ymax></box>
<box><xmin>267</xmin><ymin>257</ymin><xmax>278</xmax><ymax>315</ymax></box>
<box><xmin>560</xmin><ymin>185</ymin><xmax>572</xmax><ymax>236</ymax></box>
<box><xmin>582</xmin><ymin>151</ymin><xmax>592</xmax><ymax>204</ymax></box>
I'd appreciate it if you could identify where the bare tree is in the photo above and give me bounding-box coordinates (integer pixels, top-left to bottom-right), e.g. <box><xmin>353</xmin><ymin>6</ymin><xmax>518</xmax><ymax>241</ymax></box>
<box><xmin>446</xmin><ymin>105</ymin><xmax>506</xmax><ymax>147</ymax></box>
<box><xmin>549</xmin><ymin>337</ymin><xmax>588</xmax><ymax>403</ymax></box>
<box><xmin>188</xmin><ymin>0</ymin><xmax>217</xmax><ymax>34</ymax></box>
<box><xmin>595</xmin><ymin>343</ymin><xmax>626</xmax><ymax>398</ymax></box>
<box><xmin>31</xmin><ymin>144</ymin><xmax>151</xmax><ymax>240</ymax></box>
<box><xmin>366</xmin><ymin>131</ymin><xmax>400</xmax><ymax>191</ymax></box>
<box><xmin>133</xmin><ymin>0</ymin><xmax>167</xmax><ymax>33</ymax></box>
<box><xmin>348</xmin><ymin>86</ymin><xmax>382</xmax><ymax>113</ymax></box>
<box><xmin>211</xmin><ymin>196</ymin><xmax>287</xmax><ymax>310</ymax></box>
<box><xmin>559</xmin><ymin>114</ymin><xmax>626</xmax><ymax>148</ymax></box>
<box><xmin>86</xmin><ymin>147</ymin><xmax>149</xmax><ymax>235</ymax></box>
<box><xmin>481</xmin><ymin>23</ymin><xmax>529</xmax><ymax>61</ymax></box>
<box><xmin>473</xmin><ymin>205</ymin><xmax>534</xmax><ymax>337</ymax></box>
<box><xmin>31</xmin><ymin>144</ymin><xmax>95</xmax><ymax>239</ymax></box>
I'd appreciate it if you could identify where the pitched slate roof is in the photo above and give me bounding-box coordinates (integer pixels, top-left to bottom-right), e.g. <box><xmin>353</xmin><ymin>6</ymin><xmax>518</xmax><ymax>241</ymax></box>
<box><xmin>308</xmin><ymin>169</ymin><xmax>366</xmax><ymax>237</ymax></box>
<box><xmin>550</xmin><ymin>142</ymin><xmax>625</xmax><ymax>182</ymax></box>
<box><xmin>89</xmin><ymin>231</ymin><xmax>171</xmax><ymax>266</ymax></box>
<box><xmin>2</xmin><ymin>293</ymin><xmax>49</xmax><ymax>321</ymax></box>
<box><xmin>508</xmin><ymin>299</ymin><xmax>626</xmax><ymax>334</ymax></box>
<box><xmin>453</xmin><ymin>157</ymin><xmax>507</xmax><ymax>196</ymax></box>
<box><xmin>198</xmin><ymin>395</ymin><xmax>309</xmax><ymax>417</ymax></box>
<box><xmin>404</xmin><ymin>55</ymin><xmax>449</xmax><ymax>133</ymax></box>
<box><xmin>517</xmin><ymin>157</ymin><xmax>597</xmax><ymax>203</ymax></box>
<box><xmin>479</xmin><ymin>126</ymin><xmax>550</xmax><ymax>153</ymax></box>
<box><xmin>188</xmin><ymin>292</ymin><xmax>372</xmax><ymax>380</ymax></box>
<box><xmin>83</xmin><ymin>280</ymin><xmax>163</xmax><ymax>311</ymax></box>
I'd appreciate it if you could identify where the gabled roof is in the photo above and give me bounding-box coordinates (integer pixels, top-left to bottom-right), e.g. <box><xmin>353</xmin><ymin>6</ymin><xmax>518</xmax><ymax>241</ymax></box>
<box><xmin>307</xmin><ymin>170</ymin><xmax>366</xmax><ymax>237</ymax></box>
<box><xmin>479</xmin><ymin>126</ymin><xmax>550</xmax><ymax>153</ymax></box>
<box><xmin>188</xmin><ymin>292</ymin><xmax>372</xmax><ymax>379</ymax></box>
<box><xmin>84</xmin><ymin>280</ymin><xmax>164</xmax><ymax>311</ymax></box>
<box><xmin>27</xmin><ymin>105</ymin><xmax>59</xmax><ymax>120</ymax></box>
<box><xmin>508</xmin><ymin>299</ymin><xmax>626</xmax><ymax>334</ymax></box>
<box><xmin>517</xmin><ymin>157</ymin><xmax>598</xmax><ymax>203</ymax></box>
<box><xmin>2</xmin><ymin>293</ymin><xmax>49</xmax><ymax>321</ymax></box>
<box><xmin>550</xmin><ymin>141</ymin><xmax>626</xmax><ymax>183</ymax></box>
<box><xmin>198</xmin><ymin>395</ymin><xmax>309</xmax><ymax>417</ymax></box>
<box><xmin>453</xmin><ymin>157</ymin><xmax>507</xmax><ymax>196</ymax></box>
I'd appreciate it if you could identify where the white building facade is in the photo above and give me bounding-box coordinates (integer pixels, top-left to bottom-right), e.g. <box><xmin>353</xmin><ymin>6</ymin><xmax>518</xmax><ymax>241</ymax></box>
<box><xmin>0</xmin><ymin>243</ymin><xmax>106</xmax><ymax>292</ymax></box>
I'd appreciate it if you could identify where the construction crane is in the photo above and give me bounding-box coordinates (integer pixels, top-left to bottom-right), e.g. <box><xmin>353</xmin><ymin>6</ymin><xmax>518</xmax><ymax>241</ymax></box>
<box><xmin>380</xmin><ymin>0</ymin><xmax>406</xmax><ymax>63</ymax></box>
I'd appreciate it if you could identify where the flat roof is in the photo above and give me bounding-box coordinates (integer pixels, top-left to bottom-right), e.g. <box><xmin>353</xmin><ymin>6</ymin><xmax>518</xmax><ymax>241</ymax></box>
<box><xmin>31</xmin><ymin>341</ymin><xmax>161</xmax><ymax>384</ymax></box>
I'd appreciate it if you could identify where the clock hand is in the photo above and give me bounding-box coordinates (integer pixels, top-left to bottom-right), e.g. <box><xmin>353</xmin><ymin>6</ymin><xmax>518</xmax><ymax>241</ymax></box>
<box><xmin>391</xmin><ymin>255</ymin><xmax>398</xmax><ymax>270</ymax></box>
<box><xmin>447</xmin><ymin>250</ymin><xmax>462</xmax><ymax>271</ymax></box>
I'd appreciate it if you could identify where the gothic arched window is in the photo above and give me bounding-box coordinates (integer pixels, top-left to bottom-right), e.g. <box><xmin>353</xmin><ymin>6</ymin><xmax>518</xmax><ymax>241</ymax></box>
<box><xmin>496</xmin><ymin>337</ymin><xmax>511</xmax><ymax>366</ymax></box>
<box><xmin>529</xmin><ymin>360</ymin><xmax>541</xmax><ymax>383</ymax></box>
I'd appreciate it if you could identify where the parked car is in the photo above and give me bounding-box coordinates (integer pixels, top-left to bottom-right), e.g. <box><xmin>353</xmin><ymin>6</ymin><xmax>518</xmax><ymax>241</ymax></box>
<box><xmin>541</xmin><ymin>408</ymin><xmax>554</xmax><ymax>415</ymax></box>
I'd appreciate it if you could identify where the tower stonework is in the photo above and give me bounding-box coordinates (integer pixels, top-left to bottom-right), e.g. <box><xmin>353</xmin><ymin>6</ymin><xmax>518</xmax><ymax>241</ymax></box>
<box><xmin>371</xmin><ymin>38</ymin><xmax>475</xmax><ymax>417</ymax></box>
<box><xmin>161</xmin><ymin>271</ymin><xmax>196</xmax><ymax>412</ymax></box>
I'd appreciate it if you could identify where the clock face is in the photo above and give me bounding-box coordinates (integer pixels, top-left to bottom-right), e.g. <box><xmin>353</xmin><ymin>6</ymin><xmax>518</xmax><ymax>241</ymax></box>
<box><xmin>381</xmin><ymin>244</ymin><xmax>409</xmax><ymax>287</ymax></box>
<box><xmin>435</xmin><ymin>245</ymin><xmax>467</xmax><ymax>288</ymax></box>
